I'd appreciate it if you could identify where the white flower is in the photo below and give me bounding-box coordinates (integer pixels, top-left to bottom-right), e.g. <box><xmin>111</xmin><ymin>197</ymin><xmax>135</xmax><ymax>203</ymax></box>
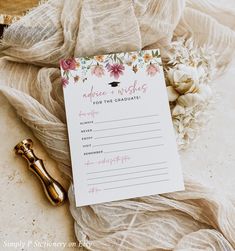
<box><xmin>166</xmin><ymin>64</ymin><xmax>200</xmax><ymax>94</ymax></box>
<box><xmin>167</xmin><ymin>86</ymin><xmax>179</xmax><ymax>102</ymax></box>
<box><xmin>163</xmin><ymin>36</ymin><xmax>216</xmax><ymax>149</ymax></box>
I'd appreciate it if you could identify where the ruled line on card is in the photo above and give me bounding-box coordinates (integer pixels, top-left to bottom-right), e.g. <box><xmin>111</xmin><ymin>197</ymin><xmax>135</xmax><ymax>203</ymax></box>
<box><xmin>87</xmin><ymin>167</ymin><xmax>168</xmax><ymax>180</ymax></box>
<box><xmin>104</xmin><ymin>144</ymin><xmax>164</xmax><ymax>153</ymax></box>
<box><xmin>94</xmin><ymin>114</ymin><xmax>159</xmax><ymax>124</ymax></box>
<box><xmin>88</xmin><ymin>172</ymin><xmax>168</xmax><ymax>186</ymax></box>
<box><xmin>94</xmin><ymin>129</ymin><xmax>161</xmax><ymax>139</ymax></box>
<box><xmin>93</xmin><ymin>122</ymin><xmax>160</xmax><ymax>132</ymax></box>
<box><xmin>104</xmin><ymin>179</ymin><xmax>169</xmax><ymax>190</ymax></box>
<box><xmin>87</xmin><ymin>162</ymin><xmax>167</xmax><ymax>174</ymax></box>
<box><xmin>93</xmin><ymin>136</ymin><xmax>162</xmax><ymax>147</ymax></box>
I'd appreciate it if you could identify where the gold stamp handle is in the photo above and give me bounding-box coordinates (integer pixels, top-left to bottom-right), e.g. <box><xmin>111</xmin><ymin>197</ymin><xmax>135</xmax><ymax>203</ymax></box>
<box><xmin>14</xmin><ymin>139</ymin><xmax>67</xmax><ymax>206</ymax></box>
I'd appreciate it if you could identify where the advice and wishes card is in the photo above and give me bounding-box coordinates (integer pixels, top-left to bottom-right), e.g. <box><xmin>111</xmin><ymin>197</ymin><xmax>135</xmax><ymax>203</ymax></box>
<box><xmin>60</xmin><ymin>49</ymin><xmax>184</xmax><ymax>207</ymax></box>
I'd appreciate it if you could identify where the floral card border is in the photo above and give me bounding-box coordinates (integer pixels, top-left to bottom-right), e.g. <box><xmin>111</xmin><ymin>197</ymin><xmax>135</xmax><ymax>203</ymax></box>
<box><xmin>60</xmin><ymin>49</ymin><xmax>161</xmax><ymax>87</ymax></box>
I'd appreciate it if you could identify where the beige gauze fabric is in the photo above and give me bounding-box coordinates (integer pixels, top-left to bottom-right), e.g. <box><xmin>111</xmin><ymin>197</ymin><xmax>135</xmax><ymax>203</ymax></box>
<box><xmin>0</xmin><ymin>0</ymin><xmax>235</xmax><ymax>250</ymax></box>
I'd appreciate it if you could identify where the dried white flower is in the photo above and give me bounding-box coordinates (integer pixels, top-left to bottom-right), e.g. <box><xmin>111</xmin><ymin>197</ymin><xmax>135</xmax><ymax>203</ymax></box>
<box><xmin>167</xmin><ymin>86</ymin><xmax>179</xmax><ymax>102</ymax></box>
<box><xmin>163</xmin><ymin>37</ymin><xmax>216</xmax><ymax>149</ymax></box>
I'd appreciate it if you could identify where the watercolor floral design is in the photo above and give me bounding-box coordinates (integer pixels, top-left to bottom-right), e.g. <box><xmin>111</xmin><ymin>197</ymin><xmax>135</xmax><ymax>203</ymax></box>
<box><xmin>146</xmin><ymin>63</ymin><xmax>160</xmax><ymax>76</ymax></box>
<box><xmin>60</xmin><ymin>58</ymin><xmax>77</xmax><ymax>71</ymax></box>
<box><xmin>107</xmin><ymin>63</ymin><xmax>125</xmax><ymax>79</ymax></box>
<box><xmin>60</xmin><ymin>49</ymin><xmax>161</xmax><ymax>87</ymax></box>
<box><xmin>91</xmin><ymin>64</ymin><xmax>105</xmax><ymax>77</ymax></box>
<box><xmin>60</xmin><ymin>58</ymin><xmax>79</xmax><ymax>87</ymax></box>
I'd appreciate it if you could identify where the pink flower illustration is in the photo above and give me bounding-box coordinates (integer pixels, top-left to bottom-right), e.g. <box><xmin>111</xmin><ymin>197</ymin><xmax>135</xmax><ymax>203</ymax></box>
<box><xmin>60</xmin><ymin>59</ymin><xmax>77</xmax><ymax>71</ymax></box>
<box><xmin>61</xmin><ymin>77</ymin><xmax>68</xmax><ymax>87</ymax></box>
<box><xmin>146</xmin><ymin>63</ymin><xmax>159</xmax><ymax>76</ymax></box>
<box><xmin>91</xmin><ymin>64</ymin><xmax>105</xmax><ymax>77</ymax></box>
<box><xmin>107</xmin><ymin>63</ymin><xmax>125</xmax><ymax>79</ymax></box>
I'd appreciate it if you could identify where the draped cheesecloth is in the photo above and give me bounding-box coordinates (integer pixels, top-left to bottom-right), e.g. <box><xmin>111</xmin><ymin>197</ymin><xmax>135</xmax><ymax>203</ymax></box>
<box><xmin>0</xmin><ymin>0</ymin><xmax>235</xmax><ymax>250</ymax></box>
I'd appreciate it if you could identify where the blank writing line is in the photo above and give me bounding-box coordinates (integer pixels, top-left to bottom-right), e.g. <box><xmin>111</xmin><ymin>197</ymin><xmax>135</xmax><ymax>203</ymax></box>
<box><xmin>87</xmin><ymin>167</ymin><xmax>168</xmax><ymax>180</ymax></box>
<box><xmin>94</xmin><ymin>122</ymin><xmax>160</xmax><ymax>132</ymax></box>
<box><xmin>88</xmin><ymin>172</ymin><xmax>168</xmax><ymax>185</ymax></box>
<box><xmin>87</xmin><ymin>162</ymin><xmax>167</xmax><ymax>175</ymax></box>
<box><xmin>104</xmin><ymin>179</ymin><xmax>169</xmax><ymax>190</ymax></box>
<box><xmin>94</xmin><ymin>129</ymin><xmax>161</xmax><ymax>139</ymax></box>
<box><xmin>93</xmin><ymin>136</ymin><xmax>162</xmax><ymax>147</ymax></box>
<box><xmin>104</xmin><ymin>144</ymin><xmax>164</xmax><ymax>153</ymax></box>
<box><xmin>95</xmin><ymin>114</ymin><xmax>159</xmax><ymax>124</ymax></box>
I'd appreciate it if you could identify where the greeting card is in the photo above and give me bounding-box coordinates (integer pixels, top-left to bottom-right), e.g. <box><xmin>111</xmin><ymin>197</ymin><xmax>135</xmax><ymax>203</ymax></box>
<box><xmin>60</xmin><ymin>49</ymin><xmax>184</xmax><ymax>207</ymax></box>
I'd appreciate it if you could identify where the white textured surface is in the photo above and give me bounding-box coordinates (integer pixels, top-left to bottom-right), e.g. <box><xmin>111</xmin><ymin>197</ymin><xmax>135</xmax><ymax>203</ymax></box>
<box><xmin>181</xmin><ymin>63</ymin><xmax>235</xmax><ymax>194</ymax></box>
<box><xmin>0</xmin><ymin>63</ymin><xmax>234</xmax><ymax>251</ymax></box>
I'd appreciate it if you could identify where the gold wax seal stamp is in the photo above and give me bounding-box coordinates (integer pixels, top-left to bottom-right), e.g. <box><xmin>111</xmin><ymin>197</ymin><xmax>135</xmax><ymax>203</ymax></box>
<box><xmin>14</xmin><ymin>139</ymin><xmax>67</xmax><ymax>206</ymax></box>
